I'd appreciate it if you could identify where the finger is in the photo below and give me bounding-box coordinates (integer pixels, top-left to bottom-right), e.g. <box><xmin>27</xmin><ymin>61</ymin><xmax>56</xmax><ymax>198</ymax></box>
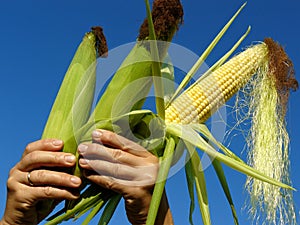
<box><xmin>83</xmin><ymin>172</ymin><xmax>130</xmax><ymax>193</ymax></box>
<box><xmin>84</xmin><ymin>171</ymin><xmax>155</xmax><ymax>190</ymax></box>
<box><xmin>78</xmin><ymin>143</ymin><xmax>146</xmax><ymax>166</ymax></box>
<box><xmin>31</xmin><ymin>185</ymin><xmax>80</xmax><ymax>201</ymax></box>
<box><xmin>79</xmin><ymin>158</ymin><xmax>136</xmax><ymax>181</ymax></box>
<box><xmin>23</xmin><ymin>139</ymin><xmax>64</xmax><ymax>157</ymax></box>
<box><xmin>92</xmin><ymin>130</ymin><xmax>149</xmax><ymax>157</ymax></box>
<box><xmin>22</xmin><ymin>170</ymin><xmax>81</xmax><ymax>188</ymax></box>
<box><xmin>18</xmin><ymin>151</ymin><xmax>76</xmax><ymax>172</ymax></box>
<box><xmin>80</xmin><ymin>158</ymin><xmax>158</xmax><ymax>186</ymax></box>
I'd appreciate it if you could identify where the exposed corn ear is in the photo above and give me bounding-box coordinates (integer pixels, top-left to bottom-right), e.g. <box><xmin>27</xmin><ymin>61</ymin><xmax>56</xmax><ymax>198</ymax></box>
<box><xmin>169</xmin><ymin>3</ymin><xmax>248</xmax><ymax>106</ymax></box>
<box><xmin>165</xmin><ymin>43</ymin><xmax>269</xmax><ymax>124</ymax></box>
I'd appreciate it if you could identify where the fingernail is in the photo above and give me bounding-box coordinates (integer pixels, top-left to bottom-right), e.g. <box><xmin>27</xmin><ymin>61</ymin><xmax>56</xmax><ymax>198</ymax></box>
<box><xmin>53</xmin><ymin>140</ymin><xmax>63</xmax><ymax>146</ymax></box>
<box><xmin>92</xmin><ymin>130</ymin><xmax>102</xmax><ymax>138</ymax></box>
<box><xmin>79</xmin><ymin>158</ymin><xmax>89</xmax><ymax>165</ymax></box>
<box><xmin>71</xmin><ymin>176</ymin><xmax>81</xmax><ymax>185</ymax></box>
<box><xmin>65</xmin><ymin>155</ymin><xmax>76</xmax><ymax>163</ymax></box>
<box><xmin>78</xmin><ymin>144</ymin><xmax>88</xmax><ymax>154</ymax></box>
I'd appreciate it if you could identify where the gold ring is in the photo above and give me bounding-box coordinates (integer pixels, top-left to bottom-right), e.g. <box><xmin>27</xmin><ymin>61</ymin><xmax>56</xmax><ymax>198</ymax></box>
<box><xmin>27</xmin><ymin>172</ymin><xmax>34</xmax><ymax>186</ymax></box>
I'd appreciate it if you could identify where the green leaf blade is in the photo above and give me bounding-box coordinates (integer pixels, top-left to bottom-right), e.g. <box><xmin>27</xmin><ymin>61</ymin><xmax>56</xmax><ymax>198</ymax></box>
<box><xmin>185</xmin><ymin>142</ymin><xmax>211</xmax><ymax>225</ymax></box>
<box><xmin>146</xmin><ymin>137</ymin><xmax>175</xmax><ymax>225</ymax></box>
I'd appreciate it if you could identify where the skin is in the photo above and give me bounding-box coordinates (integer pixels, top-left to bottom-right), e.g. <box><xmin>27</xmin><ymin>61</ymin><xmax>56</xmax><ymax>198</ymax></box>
<box><xmin>0</xmin><ymin>139</ymin><xmax>81</xmax><ymax>225</ymax></box>
<box><xmin>79</xmin><ymin>129</ymin><xmax>173</xmax><ymax>225</ymax></box>
<box><xmin>0</xmin><ymin>130</ymin><xmax>173</xmax><ymax>225</ymax></box>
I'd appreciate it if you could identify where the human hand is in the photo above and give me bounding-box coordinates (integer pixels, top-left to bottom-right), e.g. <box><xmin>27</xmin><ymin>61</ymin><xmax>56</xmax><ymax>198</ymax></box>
<box><xmin>78</xmin><ymin>130</ymin><xmax>172</xmax><ymax>225</ymax></box>
<box><xmin>1</xmin><ymin>139</ymin><xmax>82</xmax><ymax>225</ymax></box>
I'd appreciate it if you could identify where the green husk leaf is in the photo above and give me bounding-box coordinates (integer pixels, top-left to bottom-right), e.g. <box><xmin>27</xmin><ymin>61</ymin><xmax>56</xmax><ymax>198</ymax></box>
<box><xmin>168</xmin><ymin>2</ymin><xmax>247</xmax><ymax>106</ymax></box>
<box><xmin>144</xmin><ymin>0</ymin><xmax>165</xmax><ymax>119</ymax></box>
<box><xmin>80</xmin><ymin>109</ymin><xmax>154</xmax><ymax>142</ymax></box>
<box><xmin>211</xmin><ymin>160</ymin><xmax>239</xmax><ymax>225</ymax></box>
<box><xmin>81</xmin><ymin>200</ymin><xmax>105</xmax><ymax>225</ymax></box>
<box><xmin>191</xmin><ymin>124</ymin><xmax>239</xmax><ymax>223</ymax></box>
<box><xmin>42</xmin><ymin>32</ymin><xmax>97</xmax><ymax>141</ymax></box>
<box><xmin>189</xmin><ymin>26</ymin><xmax>251</xmax><ymax>91</ymax></box>
<box><xmin>45</xmin><ymin>185</ymin><xmax>113</xmax><ymax>225</ymax></box>
<box><xmin>191</xmin><ymin>124</ymin><xmax>244</xmax><ymax>163</ymax></box>
<box><xmin>87</xmin><ymin>44</ymin><xmax>154</xmax><ymax>123</ymax></box>
<box><xmin>166</xmin><ymin>124</ymin><xmax>295</xmax><ymax>190</ymax></box>
<box><xmin>161</xmin><ymin>55</ymin><xmax>175</xmax><ymax>105</ymax></box>
<box><xmin>185</xmin><ymin>156</ymin><xmax>195</xmax><ymax>225</ymax></box>
<box><xmin>185</xmin><ymin>142</ymin><xmax>211</xmax><ymax>225</ymax></box>
<box><xmin>40</xmin><ymin>31</ymin><xmax>100</xmax><ymax>215</ymax></box>
<box><xmin>98</xmin><ymin>195</ymin><xmax>122</xmax><ymax>225</ymax></box>
<box><xmin>146</xmin><ymin>137</ymin><xmax>175</xmax><ymax>225</ymax></box>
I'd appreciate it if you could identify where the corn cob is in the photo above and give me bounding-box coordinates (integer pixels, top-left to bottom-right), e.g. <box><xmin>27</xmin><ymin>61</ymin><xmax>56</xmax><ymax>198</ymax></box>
<box><xmin>42</xmin><ymin>28</ymin><xmax>107</xmax><ymax>177</ymax></box>
<box><xmin>81</xmin><ymin>0</ymin><xmax>183</xmax><ymax>139</ymax></box>
<box><xmin>39</xmin><ymin>28</ymin><xmax>107</xmax><ymax>216</ymax></box>
<box><xmin>46</xmin><ymin>0</ymin><xmax>184</xmax><ymax>222</ymax></box>
<box><xmin>165</xmin><ymin>43</ymin><xmax>269</xmax><ymax>124</ymax></box>
<box><xmin>166</xmin><ymin>38</ymin><xmax>298</xmax><ymax>224</ymax></box>
<box><xmin>42</xmin><ymin>28</ymin><xmax>106</xmax><ymax>143</ymax></box>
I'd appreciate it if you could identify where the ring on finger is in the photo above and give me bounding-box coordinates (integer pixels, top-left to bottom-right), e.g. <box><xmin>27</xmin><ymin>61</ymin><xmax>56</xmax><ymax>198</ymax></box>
<box><xmin>27</xmin><ymin>171</ymin><xmax>34</xmax><ymax>186</ymax></box>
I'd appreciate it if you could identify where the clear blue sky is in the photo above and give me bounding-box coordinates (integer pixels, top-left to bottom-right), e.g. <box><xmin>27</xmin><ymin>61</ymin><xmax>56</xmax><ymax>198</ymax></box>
<box><xmin>0</xmin><ymin>1</ymin><xmax>299</xmax><ymax>224</ymax></box>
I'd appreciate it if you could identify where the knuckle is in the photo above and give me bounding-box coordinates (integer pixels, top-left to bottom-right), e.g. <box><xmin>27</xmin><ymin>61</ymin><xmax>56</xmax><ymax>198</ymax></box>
<box><xmin>8</xmin><ymin>167</ymin><xmax>16</xmax><ymax>177</ymax></box>
<box><xmin>105</xmin><ymin>177</ymin><xmax>115</xmax><ymax>190</ymax></box>
<box><xmin>7</xmin><ymin>167</ymin><xmax>21</xmax><ymax>191</ymax></box>
<box><xmin>121</xmin><ymin>143</ymin><xmax>130</xmax><ymax>152</ymax></box>
<box><xmin>90</xmin><ymin>143</ymin><xmax>100</xmax><ymax>152</ymax></box>
<box><xmin>6</xmin><ymin>176</ymin><xmax>16</xmax><ymax>191</ymax></box>
<box><xmin>105</xmin><ymin>131</ymin><xmax>116</xmax><ymax>143</ymax></box>
<box><xmin>41</xmin><ymin>139</ymin><xmax>54</xmax><ymax>149</ymax></box>
<box><xmin>41</xmin><ymin>139</ymin><xmax>50</xmax><ymax>145</ymax></box>
<box><xmin>35</xmin><ymin>170</ymin><xmax>45</xmax><ymax>182</ymax></box>
<box><xmin>122</xmin><ymin>141</ymin><xmax>142</xmax><ymax>153</ymax></box>
<box><xmin>26</xmin><ymin>152</ymin><xmax>38</xmax><ymax>163</ymax></box>
<box><xmin>54</xmin><ymin>153</ymin><xmax>61</xmax><ymax>162</ymax></box>
<box><xmin>24</xmin><ymin>143</ymin><xmax>33</xmax><ymax>155</ymax></box>
<box><xmin>43</xmin><ymin>186</ymin><xmax>53</xmax><ymax>197</ymax></box>
<box><xmin>111</xmin><ymin>149</ymin><xmax>123</xmax><ymax>162</ymax></box>
<box><xmin>112</xmin><ymin>164</ymin><xmax>120</xmax><ymax>178</ymax></box>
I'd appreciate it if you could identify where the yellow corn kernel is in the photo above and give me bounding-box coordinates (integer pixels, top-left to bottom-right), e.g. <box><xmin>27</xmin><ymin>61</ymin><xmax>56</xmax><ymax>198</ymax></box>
<box><xmin>165</xmin><ymin>43</ymin><xmax>268</xmax><ymax>124</ymax></box>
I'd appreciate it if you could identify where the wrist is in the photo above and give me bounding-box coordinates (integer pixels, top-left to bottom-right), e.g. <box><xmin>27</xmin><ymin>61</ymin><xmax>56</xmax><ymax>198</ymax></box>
<box><xmin>0</xmin><ymin>219</ymin><xmax>10</xmax><ymax>225</ymax></box>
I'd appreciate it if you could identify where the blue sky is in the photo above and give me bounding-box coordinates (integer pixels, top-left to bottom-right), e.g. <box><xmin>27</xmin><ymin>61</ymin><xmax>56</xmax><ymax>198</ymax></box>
<box><xmin>0</xmin><ymin>0</ymin><xmax>299</xmax><ymax>224</ymax></box>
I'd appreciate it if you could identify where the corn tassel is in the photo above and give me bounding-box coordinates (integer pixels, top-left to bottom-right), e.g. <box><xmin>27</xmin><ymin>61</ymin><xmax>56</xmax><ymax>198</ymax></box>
<box><xmin>165</xmin><ymin>43</ymin><xmax>268</xmax><ymax>124</ymax></box>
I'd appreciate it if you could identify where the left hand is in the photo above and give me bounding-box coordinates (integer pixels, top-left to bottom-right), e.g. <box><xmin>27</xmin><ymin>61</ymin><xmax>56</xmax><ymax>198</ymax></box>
<box><xmin>78</xmin><ymin>129</ymin><xmax>159</xmax><ymax>224</ymax></box>
<box><xmin>1</xmin><ymin>139</ymin><xmax>81</xmax><ymax>225</ymax></box>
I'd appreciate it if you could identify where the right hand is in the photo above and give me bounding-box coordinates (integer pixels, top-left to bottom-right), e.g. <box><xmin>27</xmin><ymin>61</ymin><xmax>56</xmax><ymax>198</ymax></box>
<box><xmin>1</xmin><ymin>139</ymin><xmax>82</xmax><ymax>225</ymax></box>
